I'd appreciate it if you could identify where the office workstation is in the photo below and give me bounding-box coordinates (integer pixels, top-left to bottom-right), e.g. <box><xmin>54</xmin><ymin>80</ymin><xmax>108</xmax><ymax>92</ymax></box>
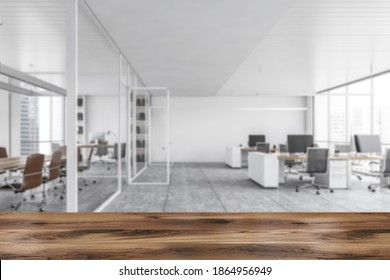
<box><xmin>1</xmin><ymin>0</ymin><xmax>390</xmax><ymax>261</ymax></box>
<box><xmin>1</xmin><ymin>0</ymin><xmax>390</xmax><ymax>214</ymax></box>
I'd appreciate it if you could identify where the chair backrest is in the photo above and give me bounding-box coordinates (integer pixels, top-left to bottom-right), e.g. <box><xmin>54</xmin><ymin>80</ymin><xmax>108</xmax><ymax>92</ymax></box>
<box><xmin>256</xmin><ymin>142</ymin><xmax>270</xmax><ymax>153</ymax></box>
<box><xmin>58</xmin><ymin>145</ymin><xmax>67</xmax><ymax>168</ymax></box>
<box><xmin>0</xmin><ymin>147</ymin><xmax>8</xmax><ymax>158</ymax></box>
<box><xmin>113</xmin><ymin>143</ymin><xmax>126</xmax><ymax>160</ymax></box>
<box><xmin>47</xmin><ymin>150</ymin><xmax>62</xmax><ymax>181</ymax></box>
<box><xmin>383</xmin><ymin>149</ymin><xmax>390</xmax><ymax>175</ymax></box>
<box><xmin>279</xmin><ymin>144</ymin><xmax>288</xmax><ymax>153</ymax></box>
<box><xmin>306</xmin><ymin>148</ymin><xmax>329</xmax><ymax>174</ymax></box>
<box><xmin>23</xmin><ymin>154</ymin><xmax>45</xmax><ymax>191</ymax></box>
<box><xmin>95</xmin><ymin>141</ymin><xmax>108</xmax><ymax>156</ymax></box>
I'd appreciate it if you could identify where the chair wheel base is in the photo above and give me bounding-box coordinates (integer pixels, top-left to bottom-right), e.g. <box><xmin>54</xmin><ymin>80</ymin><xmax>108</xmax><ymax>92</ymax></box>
<box><xmin>368</xmin><ymin>186</ymin><xmax>372</xmax><ymax>189</ymax></box>
<box><xmin>316</xmin><ymin>191</ymin><xmax>320</xmax><ymax>195</ymax></box>
<box><xmin>372</xmin><ymin>189</ymin><xmax>376</xmax><ymax>193</ymax></box>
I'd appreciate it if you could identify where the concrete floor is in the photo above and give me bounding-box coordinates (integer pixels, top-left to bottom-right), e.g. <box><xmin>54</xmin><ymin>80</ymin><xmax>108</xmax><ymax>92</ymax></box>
<box><xmin>104</xmin><ymin>162</ymin><xmax>390</xmax><ymax>212</ymax></box>
<box><xmin>1</xmin><ymin>162</ymin><xmax>390</xmax><ymax>212</ymax></box>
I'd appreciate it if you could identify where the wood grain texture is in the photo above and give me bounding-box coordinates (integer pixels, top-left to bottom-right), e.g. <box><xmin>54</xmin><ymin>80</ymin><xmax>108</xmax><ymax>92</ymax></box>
<box><xmin>0</xmin><ymin>213</ymin><xmax>389</xmax><ymax>260</ymax></box>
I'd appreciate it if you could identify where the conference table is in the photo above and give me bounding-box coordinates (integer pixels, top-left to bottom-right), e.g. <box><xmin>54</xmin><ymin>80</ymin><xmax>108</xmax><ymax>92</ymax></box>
<box><xmin>0</xmin><ymin>143</ymin><xmax>114</xmax><ymax>173</ymax></box>
<box><xmin>0</xmin><ymin>154</ymin><xmax>68</xmax><ymax>175</ymax></box>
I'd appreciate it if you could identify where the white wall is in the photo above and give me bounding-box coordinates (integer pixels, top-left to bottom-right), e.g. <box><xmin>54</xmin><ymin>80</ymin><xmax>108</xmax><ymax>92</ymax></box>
<box><xmin>152</xmin><ymin>96</ymin><xmax>307</xmax><ymax>162</ymax></box>
<box><xmin>86</xmin><ymin>96</ymin><xmax>119</xmax><ymax>143</ymax></box>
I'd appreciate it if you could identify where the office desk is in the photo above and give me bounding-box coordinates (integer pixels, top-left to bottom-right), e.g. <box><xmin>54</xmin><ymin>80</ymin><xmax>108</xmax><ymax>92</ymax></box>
<box><xmin>0</xmin><ymin>212</ymin><xmax>389</xmax><ymax>259</ymax></box>
<box><xmin>278</xmin><ymin>153</ymin><xmax>383</xmax><ymax>189</ymax></box>
<box><xmin>225</xmin><ymin>146</ymin><xmax>256</xmax><ymax>168</ymax></box>
<box><xmin>78</xmin><ymin>144</ymin><xmax>114</xmax><ymax>149</ymax></box>
<box><xmin>249</xmin><ymin>153</ymin><xmax>383</xmax><ymax>189</ymax></box>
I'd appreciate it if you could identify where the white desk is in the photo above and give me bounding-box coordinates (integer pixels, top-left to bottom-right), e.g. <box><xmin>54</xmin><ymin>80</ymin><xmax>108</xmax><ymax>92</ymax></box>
<box><xmin>248</xmin><ymin>152</ymin><xmax>279</xmax><ymax>188</ymax></box>
<box><xmin>225</xmin><ymin>146</ymin><xmax>256</xmax><ymax>168</ymax></box>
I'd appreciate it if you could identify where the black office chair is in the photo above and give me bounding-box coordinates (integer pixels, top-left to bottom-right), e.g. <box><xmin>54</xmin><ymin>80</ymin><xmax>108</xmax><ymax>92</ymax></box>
<box><xmin>107</xmin><ymin>143</ymin><xmax>126</xmax><ymax>171</ymax></box>
<box><xmin>368</xmin><ymin>149</ymin><xmax>390</xmax><ymax>192</ymax></box>
<box><xmin>93</xmin><ymin>140</ymin><xmax>109</xmax><ymax>165</ymax></box>
<box><xmin>256</xmin><ymin>142</ymin><xmax>270</xmax><ymax>153</ymax></box>
<box><xmin>279</xmin><ymin>144</ymin><xmax>299</xmax><ymax>178</ymax></box>
<box><xmin>296</xmin><ymin>148</ymin><xmax>333</xmax><ymax>195</ymax></box>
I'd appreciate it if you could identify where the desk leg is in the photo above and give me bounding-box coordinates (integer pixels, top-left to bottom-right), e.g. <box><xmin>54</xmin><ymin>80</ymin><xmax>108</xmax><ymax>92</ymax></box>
<box><xmin>279</xmin><ymin>160</ymin><xmax>285</xmax><ymax>184</ymax></box>
<box><xmin>241</xmin><ymin>151</ymin><xmax>248</xmax><ymax>167</ymax></box>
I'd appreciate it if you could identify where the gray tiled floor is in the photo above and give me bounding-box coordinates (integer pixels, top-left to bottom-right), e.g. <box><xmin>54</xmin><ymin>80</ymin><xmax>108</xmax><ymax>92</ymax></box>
<box><xmin>104</xmin><ymin>162</ymin><xmax>390</xmax><ymax>212</ymax></box>
<box><xmin>0</xmin><ymin>164</ymin><xmax>118</xmax><ymax>212</ymax></box>
<box><xmin>104</xmin><ymin>163</ymin><xmax>390</xmax><ymax>212</ymax></box>
<box><xmin>3</xmin><ymin>162</ymin><xmax>390</xmax><ymax>212</ymax></box>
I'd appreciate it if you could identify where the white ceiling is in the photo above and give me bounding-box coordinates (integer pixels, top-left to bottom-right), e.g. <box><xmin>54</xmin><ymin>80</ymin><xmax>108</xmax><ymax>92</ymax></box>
<box><xmin>0</xmin><ymin>0</ymin><xmax>66</xmax><ymax>82</ymax></box>
<box><xmin>85</xmin><ymin>0</ymin><xmax>296</xmax><ymax>96</ymax></box>
<box><xmin>219</xmin><ymin>0</ymin><xmax>390</xmax><ymax>95</ymax></box>
<box><xmin>2</xmin><ymin>0</ymin><xmax>390</xmax><ymax>96</ymax></box>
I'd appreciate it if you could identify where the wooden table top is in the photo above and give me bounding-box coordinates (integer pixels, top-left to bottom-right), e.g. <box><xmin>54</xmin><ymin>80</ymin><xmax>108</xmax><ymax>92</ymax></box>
<box><xmin>0</xmin><ymin>155</ymin><xmax>65</xmax><ymax>172</ymax></box>
<box><xmin>78</xmin><ymin>144</ymin><xmax>114</xmax><ymax>148</ymax></box>
<box><xmin>0</xmin><ymin>213</ymin><xmax>389</xmax><ymax>260</ymax></box>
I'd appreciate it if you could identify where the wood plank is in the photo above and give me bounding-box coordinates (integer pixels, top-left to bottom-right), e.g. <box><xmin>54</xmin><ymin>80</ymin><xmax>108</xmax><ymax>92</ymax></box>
<box><xmin>0</xmin><ymin>213</ymin><xmax>389</xmax><ymax>259</ymax></box>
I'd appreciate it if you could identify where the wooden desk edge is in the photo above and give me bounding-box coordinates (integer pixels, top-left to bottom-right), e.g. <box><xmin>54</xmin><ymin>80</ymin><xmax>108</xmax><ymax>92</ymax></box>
<box><xmin>0</xmin><ymin>212</ymin><xmax>389</xmax><ymax>260</ymax></box>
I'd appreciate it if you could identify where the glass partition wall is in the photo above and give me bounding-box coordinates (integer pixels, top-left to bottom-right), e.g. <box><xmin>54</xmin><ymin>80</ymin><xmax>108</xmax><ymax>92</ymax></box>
<box><xmin>77</xmin><ymin>2</ymin><xmax>121</xmax><ymax>211</ymax></box>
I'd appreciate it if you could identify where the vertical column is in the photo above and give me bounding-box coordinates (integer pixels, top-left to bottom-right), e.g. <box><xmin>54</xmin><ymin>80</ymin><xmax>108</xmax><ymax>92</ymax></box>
<box><xmin>117</xmin><ymin>54</ymin><xmax>122</xmax><ymax>192</ymax></box>
<box><xmin>305</xmin><ymin>96</ymin><xmax>313</xmax><ymax>135</ymax></box>
<box><xmin>166</xmin><ymin>89</ymin><xmax>171</xmax><ymax>184</ymax></box>
<box><xmin>66</xmin><ymin>0</ymin><xmax>78</xmax><ymax>212</ymax></box>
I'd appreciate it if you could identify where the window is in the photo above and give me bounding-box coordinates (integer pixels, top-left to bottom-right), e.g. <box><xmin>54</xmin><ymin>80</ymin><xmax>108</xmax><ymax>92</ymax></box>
<box><xmin>20</xmin><ymin>96</ymin><xmax>65</xmax><ymax>155</ymax></box>
<box><xmin>314</xmin><ymin>95</ymin><xmax>328</xmax><ymax>142</ymax></box>
<box><xmin>315</xmin><ymin>70</ymin><xmax>390</xmax><ymax>147</ymax></box>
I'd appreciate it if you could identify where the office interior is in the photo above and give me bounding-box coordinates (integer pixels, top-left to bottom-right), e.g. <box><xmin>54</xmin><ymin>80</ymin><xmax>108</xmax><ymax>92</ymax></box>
<box><xmin>1</xmin><ymin>0</ymin><xmax>390</xmax><ymax>213</ymax></box>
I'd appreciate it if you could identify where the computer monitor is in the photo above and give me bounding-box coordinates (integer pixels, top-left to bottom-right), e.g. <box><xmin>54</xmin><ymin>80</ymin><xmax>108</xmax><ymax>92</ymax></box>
<box><xmin>287</xmin><ymin>135</ymin><xmax>314</xmax><ymax>154</ymax></box>
<box><xmin>354</xmin><ymin>135</ymin><xmax>381</xmax><ymax>154</ymax></box>
<box><xmin>256</xmin><ymin>142</ymin><xmax>270</xmax><ymax>153</ymax></box>
<box><xmin>88</xmin><ymin>131</ymin><xmax>105</xmax><ymax>144</ymax></box>
<box><xmin>248</xmin><ymin>135</ymin><xmax>266</xmax><ymax>147</ymax></box>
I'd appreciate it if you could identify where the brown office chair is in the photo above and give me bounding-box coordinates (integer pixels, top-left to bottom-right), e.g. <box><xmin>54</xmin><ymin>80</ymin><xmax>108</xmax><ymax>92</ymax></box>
<box><xmin>0</xmin><ymin>153</ymin><xmax>45</xmax><ymax>211</ymax></box>
<box><xmin>0</xmin><ymin>146</ymin><xmax>8</xmax><ymax>158</ymax></box>
<box><xmin>37</xmin><ymin>150</ymin><xmax>62</xmax><ymax>212</ymax></box>
<box><xmin>0</xmin><ymin>147</ymin><xmax>7</xmax><ymax>175</ymax></box>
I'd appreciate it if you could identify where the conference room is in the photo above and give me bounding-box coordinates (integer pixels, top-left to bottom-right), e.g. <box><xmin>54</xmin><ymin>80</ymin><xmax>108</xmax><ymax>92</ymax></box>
<box><xmin>1</xmin><ymin>0</ymin><xmax>390</xmax><ymax>214</ymax></box>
